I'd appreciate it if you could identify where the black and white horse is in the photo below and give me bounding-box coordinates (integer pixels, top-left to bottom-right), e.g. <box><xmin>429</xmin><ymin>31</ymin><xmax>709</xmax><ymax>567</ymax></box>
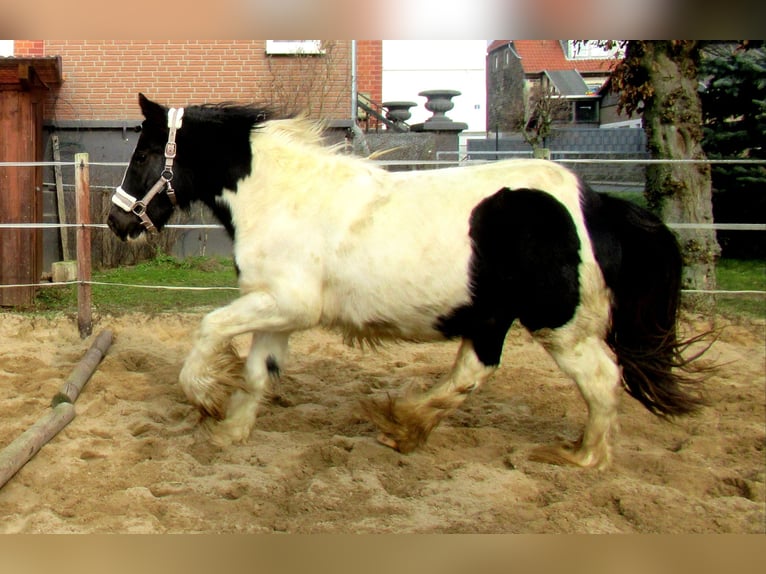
<box><xmin>108</xmin><ymin>94</ymin><xmax>704</xmax><ymax>469</ymax></box>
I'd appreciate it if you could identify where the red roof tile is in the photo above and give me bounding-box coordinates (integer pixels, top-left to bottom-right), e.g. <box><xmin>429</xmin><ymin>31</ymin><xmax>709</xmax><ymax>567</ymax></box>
<box><xmin>491</xmin><ymin>40</ymin><xmax>615</xmax><ymax>74</ymax></box>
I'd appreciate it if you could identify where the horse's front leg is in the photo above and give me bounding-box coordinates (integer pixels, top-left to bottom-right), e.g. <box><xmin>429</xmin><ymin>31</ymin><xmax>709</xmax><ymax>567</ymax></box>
<box><xmin>180</xmin><ymin>290</ymin><xmax>308</xmax><ymax>444</ymax></box>
<box><xmin>208</xmin><ymin>331</ymin><xmax>290</xmax><ymax>445</ymax></box>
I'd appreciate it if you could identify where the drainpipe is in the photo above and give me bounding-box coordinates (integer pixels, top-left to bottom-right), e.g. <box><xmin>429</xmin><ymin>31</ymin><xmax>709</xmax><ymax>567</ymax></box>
<box><xmin>347</xmin><ymin>40</ymin><xmax>370</xmax><ymax>156</ymax></box>
<box><xmin>350</xmin><ymin>40</ymin><xmax>358</xmax><ymax>124</ymax></box>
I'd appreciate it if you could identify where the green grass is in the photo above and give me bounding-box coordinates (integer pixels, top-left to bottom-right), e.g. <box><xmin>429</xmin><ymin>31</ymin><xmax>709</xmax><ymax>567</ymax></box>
<box><xmin>602</xmin><ymin>190</ymin><xmax>764</xmax><ymax>320</ymax></box>
<box><xmin>603</xmin><ymin>190</ymin><xmax>649</xmax><ymax>209</ymax></box>
<box><xmin>9</xmin><ymin>254</ymin><xmax>766</xmax><ymax>321</ymax></box>
<box><xmin>715</xmin><ymin>258</ymin><xmax>766</xmax><ymax>319</ymax></box>
<box><xmin>31</xmin><ymin>254</ymin><xmax>239</xmax><ymax>315</ymax></box>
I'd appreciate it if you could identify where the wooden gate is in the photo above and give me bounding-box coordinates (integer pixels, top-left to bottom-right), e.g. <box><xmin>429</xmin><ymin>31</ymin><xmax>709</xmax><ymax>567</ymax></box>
<box><xmin>0</xmin><ymin>58</ymin><xmax>62</xmax><ymax>306</ymax></box>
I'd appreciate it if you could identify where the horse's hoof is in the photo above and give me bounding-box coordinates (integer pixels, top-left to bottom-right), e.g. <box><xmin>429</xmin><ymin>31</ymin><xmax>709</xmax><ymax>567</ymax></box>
<box><xmin>376</xmin><ymin>432</ymin><xmax>399</xmax><ymax>451</ymax></box>
<box><xmin>360</xmin><ymin>396</ymin><xmax>427</xmax><ymax>454</ymax></box>
<box><xmin>528</xmin><ymin>442</ymin><xmax>609</xmax><ymax>469</ymax></box>
<box><xmin>201</xmin><ymin>418</ymin><xmax>251</xmax><ymax>447</ymax></box>
<box><xmin>179</xmin><ymin>345</ymin><xmax>246</xmax><ymax>420</ymax></box>
<box><xmin>528</xmin><ymin>444</ymin><xmax>581</xmax><ymax>466</ymax></box>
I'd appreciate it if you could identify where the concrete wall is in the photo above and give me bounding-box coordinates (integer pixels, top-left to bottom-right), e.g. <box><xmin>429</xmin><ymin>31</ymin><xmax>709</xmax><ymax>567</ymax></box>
<box><xmin>41</xmin><ymin>124</ymin><xmax>234</xmax><ymax>272</ymax></box>
<box><xmin>468</xmin><ymin>127</ymin><xmax>648</xmax><ymax>192</ymax></box>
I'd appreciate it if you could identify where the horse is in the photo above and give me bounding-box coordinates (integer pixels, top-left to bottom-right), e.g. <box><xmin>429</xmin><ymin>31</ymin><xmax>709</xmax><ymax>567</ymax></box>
<box><xmin>107</xmin><ymin>93</ymin><xmax>706</xmax><ymax>469</ymax></box>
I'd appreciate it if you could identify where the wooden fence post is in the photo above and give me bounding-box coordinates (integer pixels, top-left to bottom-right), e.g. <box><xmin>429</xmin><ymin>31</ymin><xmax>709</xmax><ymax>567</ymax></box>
<box><xmin>74</xmin><ymin>153</ymin><xmax>92</xmax><ymax>338</ymax></box>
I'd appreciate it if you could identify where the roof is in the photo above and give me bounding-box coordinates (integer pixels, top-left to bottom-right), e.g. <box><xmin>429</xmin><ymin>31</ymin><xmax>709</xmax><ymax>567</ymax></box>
<box><xmin>489</xmin><ymin>40</ymin><xmax>614</xmax><ymax>75</ymax></box>
<box><xmin>544</xmin><ymin>70</ymin><xmax>591</xmax><ymax>96</ymax></box>
<box><xmin>0</xmin><ymin>56</ymin><xmax>63</xmax><ymax>88</ymax></box>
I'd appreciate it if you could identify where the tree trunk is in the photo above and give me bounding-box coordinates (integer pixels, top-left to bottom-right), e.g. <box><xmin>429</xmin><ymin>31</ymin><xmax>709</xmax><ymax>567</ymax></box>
<box><xmin>634</xmin><ymin>41</ymin><xmax>720</xmax><ymax>309</ymax></box>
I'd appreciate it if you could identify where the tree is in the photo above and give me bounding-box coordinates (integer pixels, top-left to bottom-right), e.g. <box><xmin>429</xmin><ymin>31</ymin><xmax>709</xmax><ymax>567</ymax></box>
<box><xmin>699</xmin><ymin>43</ymin><xmax>766</xmax><ymax>258</ymax></box>
<box><xmin>264</xmin><ymin>40</ymin><xmax>349</xmax><ymax>119</ymax></box>
<box><xmin>610</xmin><ymin>40</ymin><xmax>720</xmax><ymax>303</ymax></box>
<box><xmin>517</xmin><ymin>82</ymin><xmax>571</xmax><ymax>157</ymax></box>
<box><xmin>489</xmin><ymin>61</ymin><xmax>570</xmax><ymax>158</ymax></box>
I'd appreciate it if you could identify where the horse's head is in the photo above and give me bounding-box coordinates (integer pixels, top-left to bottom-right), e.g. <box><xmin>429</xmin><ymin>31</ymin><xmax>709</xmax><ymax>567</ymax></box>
<box><xmin>107</xmin><ymin>93</ymin><xmax>184</xmax><ymax>241</ymax></box>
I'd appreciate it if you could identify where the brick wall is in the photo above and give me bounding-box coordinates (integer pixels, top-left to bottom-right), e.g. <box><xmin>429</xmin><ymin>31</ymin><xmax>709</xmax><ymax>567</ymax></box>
<box><xmin>13</xmin><ymin>40</ymin><xmax>45</xmax><ymax>57</ymax></box>
<box><xmin>356</xmin><ymin>40</ymin><xmax>382</xmax><ymax>103</ymax></box>
<box><xmin>40</xmin><ymin>40</ymin><xmax>355</xmax><ymax>121</ymax></box>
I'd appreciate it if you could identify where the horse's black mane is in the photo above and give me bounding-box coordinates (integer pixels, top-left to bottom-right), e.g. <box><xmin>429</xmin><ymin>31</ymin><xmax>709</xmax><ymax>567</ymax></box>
<box><xmin>146</xmin><ymin>101</ymin><xmax>287</xmax><ymax>234</ymax></box>
<box><xmin>183</xmin><ymin>102</ymin><xmax>282</xmax><ymax>128</ymax></box>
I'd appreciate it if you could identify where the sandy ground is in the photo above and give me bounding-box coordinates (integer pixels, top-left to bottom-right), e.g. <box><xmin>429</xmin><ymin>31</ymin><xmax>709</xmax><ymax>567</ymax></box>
<box><xmin>0</xmin><ymin>311</ymin><xmax>763</xmax><ymax>533</ymax></box>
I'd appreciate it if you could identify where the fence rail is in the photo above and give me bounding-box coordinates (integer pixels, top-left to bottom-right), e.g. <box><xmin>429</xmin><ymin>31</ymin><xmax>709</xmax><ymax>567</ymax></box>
<box><xmin>1</xmin><ymin>156</ymin><xmax>764</xmax><ymax>337</ymax></box>
<box><xmin>3</xmin><ymin>221</ymin><xmax>765</xmax><ymax>232</ymax></box>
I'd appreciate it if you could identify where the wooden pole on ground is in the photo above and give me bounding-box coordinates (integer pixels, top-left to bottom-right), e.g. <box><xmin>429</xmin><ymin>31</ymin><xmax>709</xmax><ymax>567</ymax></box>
<box><xmin>0</xmin><ymin>403</ymin><xmax>75</xmax><ymax>490</ymax></box>
<box><xmin>75</xmin><ymin>153</ymin><xmax>92</xmax><ymax>339</ymax></box>
<box><xmin>52</xmin><ymin>329</ymin><xmax>113</xmax><ymax>405</ymax></box>
<box><xmin>0</xmin><ymin>329</ymin><xmax>113</xmax><ymax>490</ymax></box>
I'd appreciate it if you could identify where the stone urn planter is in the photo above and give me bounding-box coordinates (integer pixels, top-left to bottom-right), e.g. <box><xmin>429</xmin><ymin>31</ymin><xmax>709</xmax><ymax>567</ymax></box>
<box><xmin>414</xmin><ymin>89</ymin><xmax>467</xmax><ymax>132</ymax></box>
<box><xmin>419</xmin><ymin>89</ymin><xmax>460</xmax><ymax>126</ymax></box>
<box><xmin>382</xmin><ymin>101</ymin><xmax>416</xmax><ymax>124</ymax></box>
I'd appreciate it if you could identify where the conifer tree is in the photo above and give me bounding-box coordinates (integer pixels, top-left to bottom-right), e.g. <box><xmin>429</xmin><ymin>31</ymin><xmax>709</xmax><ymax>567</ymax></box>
<box><xmin>699</xmin><ymin>43</ymin><xmax>766</xmax><ymax>258</ymax></box>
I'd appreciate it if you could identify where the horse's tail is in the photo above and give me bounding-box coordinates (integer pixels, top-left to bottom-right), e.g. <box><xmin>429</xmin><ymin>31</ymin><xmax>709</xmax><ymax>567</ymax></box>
<box><xmin>588</xmin><ymin>192</ymin><xmax>709</xmax><ymax>417</ymax></box>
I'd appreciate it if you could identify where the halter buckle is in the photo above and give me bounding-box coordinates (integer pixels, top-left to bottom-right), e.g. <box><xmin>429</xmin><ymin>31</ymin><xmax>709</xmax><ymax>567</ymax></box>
<box><xmin>132</xmin><ymin>201</ymin><xmax>147</xmax><ymax>217</ymax></box>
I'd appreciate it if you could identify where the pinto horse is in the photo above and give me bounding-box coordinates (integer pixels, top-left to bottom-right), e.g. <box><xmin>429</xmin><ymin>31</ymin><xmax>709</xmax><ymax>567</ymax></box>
<box><xmin>108</xmin><ymin>94</ymin><xmax>705</xmax><ymax>469</ymax></box>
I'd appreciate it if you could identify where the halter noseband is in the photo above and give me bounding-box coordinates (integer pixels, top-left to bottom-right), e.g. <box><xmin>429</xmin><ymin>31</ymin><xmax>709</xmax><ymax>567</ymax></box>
<box><xmin>111</xmin><ymin>107</ymin><xmax>184</xmax><ymax>232</ymax></box>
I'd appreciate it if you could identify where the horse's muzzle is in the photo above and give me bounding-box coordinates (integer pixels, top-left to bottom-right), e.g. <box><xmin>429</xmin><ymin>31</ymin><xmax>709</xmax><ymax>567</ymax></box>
<box><xmin>107</xmin><ymin>207</ymin><xmax>142</xmax><ymax>241</ymax></box>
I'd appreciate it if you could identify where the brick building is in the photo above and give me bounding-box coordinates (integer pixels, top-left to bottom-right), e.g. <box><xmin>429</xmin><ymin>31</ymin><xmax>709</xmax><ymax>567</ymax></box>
<box><xmin>486</xmin><ymin>40</ymin><xmax>616</xmax><ymax>133</ymax></box>
<box><xmin>1</xmin><ymin>40</ymin><xmax>385</xmax><ymax>272</ymax></box>
<box><xmin>8</xmin><ymin>40</ymin><xmax>383</xmax><ymax>122</ymax></box>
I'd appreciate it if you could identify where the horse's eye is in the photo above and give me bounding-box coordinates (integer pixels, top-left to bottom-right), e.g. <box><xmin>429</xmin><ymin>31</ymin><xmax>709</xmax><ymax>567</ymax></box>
<box><xmin>134</xmin><ymin>151</ymin><xmax>148</xmax><ymax>164</ymax></box>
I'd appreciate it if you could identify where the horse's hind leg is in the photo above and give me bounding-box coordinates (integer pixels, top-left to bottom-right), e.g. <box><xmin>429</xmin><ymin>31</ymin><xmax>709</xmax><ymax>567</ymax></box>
<box><xmin>530</xmin><ymin>327</ymin><xmax>622</xmax><ymax>469</ymax></box>
<box><xmin>363</xmin><ymin>338</ymin><xmax>497</xmax><ymax>454</ymax></box>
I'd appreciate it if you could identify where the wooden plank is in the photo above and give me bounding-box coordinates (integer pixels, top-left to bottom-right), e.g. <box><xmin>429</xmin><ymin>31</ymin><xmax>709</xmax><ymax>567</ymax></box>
<box><xmin>17</xmin><ymin>63</ymin><xmax>31</xmax><ymax>91</ymax></box>
<box><xmin>51</xmin><ymin>133</ymin><xmax>70</xmax><ymax>260</ymax></box>
<box><xmin>0</xmin><ymin>90</ymin><xmax>35</xmax><ymax>306</ymax></box>
<box><xmin>31</xmin><ymin>92</ymin><xmax>44</xmax><ymax>292</ymax></box>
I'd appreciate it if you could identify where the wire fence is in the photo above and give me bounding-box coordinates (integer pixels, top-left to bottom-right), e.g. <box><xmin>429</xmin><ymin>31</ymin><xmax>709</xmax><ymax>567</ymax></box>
<box><xmin>1</xmin><ymin>156</ymin><xmax>764</xmax><ymax>335</ymax></box>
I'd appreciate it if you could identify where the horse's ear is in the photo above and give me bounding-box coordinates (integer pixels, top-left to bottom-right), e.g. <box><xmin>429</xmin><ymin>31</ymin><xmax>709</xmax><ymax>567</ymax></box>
<box><xmin>138</xmin><ymin>93</ymin><xmax>166</xmax><ymax>125</ymax></box>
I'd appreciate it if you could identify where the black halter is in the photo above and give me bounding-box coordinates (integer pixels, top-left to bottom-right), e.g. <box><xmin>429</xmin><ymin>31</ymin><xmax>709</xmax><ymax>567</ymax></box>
<box><xmin>111</xmin><ymin>107</ymin><xmax>183</xmax><ymax>232</ymax></box>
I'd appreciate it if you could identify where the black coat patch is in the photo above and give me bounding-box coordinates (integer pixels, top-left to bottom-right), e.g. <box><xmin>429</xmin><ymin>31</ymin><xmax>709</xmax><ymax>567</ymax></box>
<box><xmin>436</xmin><ymin>187</ymin><xmax>582</xmax><ymax>366</ymax></box>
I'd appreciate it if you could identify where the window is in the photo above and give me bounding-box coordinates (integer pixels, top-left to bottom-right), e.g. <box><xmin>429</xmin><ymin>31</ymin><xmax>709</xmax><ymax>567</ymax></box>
<box><xmin>574</xmin><ymin>100</ymin><xmax>599</xmax><ymax>123</ymax></box>
<box><xmin>265</xmin><ymin>40</ymin><xmax>324</xmax><ymax>55</ymax></box>
<box><xmin>566</xmin><ymin>41</ymin><xmax>623</xmax><ymax>60</ymax></box>
<box><xmin>586</xmin><ymin>82</ymin><xmax>604</xmax><ymax>95</ymax></box>
<box><xmin>0</xmin><ymin>40</ymin><xmax>13</xmax><ymax>56</ymax></box>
